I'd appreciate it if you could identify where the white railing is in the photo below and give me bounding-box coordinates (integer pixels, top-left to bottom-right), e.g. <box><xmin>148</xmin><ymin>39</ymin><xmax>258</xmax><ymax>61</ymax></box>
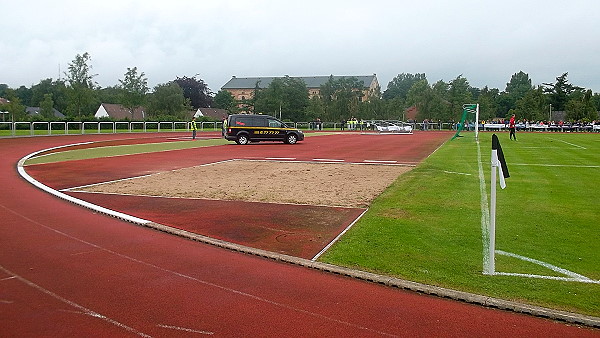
<box><xmin>0</xmin><ymin>121</ymin><xmax>224</xmax><ymax>137</ymax></box>
<box><xmin>2</xmin><ymin>120</ymin><xmax>599</xmax><ymax>137</ymax></box>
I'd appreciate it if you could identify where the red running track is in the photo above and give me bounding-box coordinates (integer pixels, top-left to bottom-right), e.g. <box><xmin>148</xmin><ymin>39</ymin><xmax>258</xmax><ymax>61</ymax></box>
<box><xmin>0</xmin><ymin>132</ymin><xmax>598</xmax><ymax>337</ymax></box>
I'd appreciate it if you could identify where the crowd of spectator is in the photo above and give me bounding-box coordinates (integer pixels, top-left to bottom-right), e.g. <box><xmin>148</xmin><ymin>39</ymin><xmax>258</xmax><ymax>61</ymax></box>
<box><xmin>480</xmin><ymin>119</ymin><xmax>600</xmax><ymax>132</ymax></box>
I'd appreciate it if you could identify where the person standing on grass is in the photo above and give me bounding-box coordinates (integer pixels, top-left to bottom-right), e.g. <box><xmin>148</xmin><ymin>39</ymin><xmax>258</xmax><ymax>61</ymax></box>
<box><xmin>191</xmin><ymin>117</ymin><xmax>198</xmax><ymax>140</ymax></box>
<box><xmin>509</xmin><ymin>114</ymin><xmax>517</xmax><ymax>140</ymax></box>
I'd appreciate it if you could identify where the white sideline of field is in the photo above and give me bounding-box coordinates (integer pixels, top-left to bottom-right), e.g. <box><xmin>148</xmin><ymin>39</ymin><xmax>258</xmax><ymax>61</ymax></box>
<box><xmin>512</xmin><ymin>163</ymin><xmax>600</xmax><ymax>168</ymax></box>
<box><xmin>550</xmin><ymin>138</ymin><xmax>587</xmax><ymax>149</ymax></box>
<box><xmin>311</xmin><ymin>209</ymin><xmax>369</xmax><ymax>262</ymax></box>
<box><xmin>496</xmin><ymin>251</ymin><xmax>600</xmax><ymax>284</ymax></box>
<box><xmin>476</xmin><ymin>140</ymin><xmax>598</xmax><ymax>283</ymax></box>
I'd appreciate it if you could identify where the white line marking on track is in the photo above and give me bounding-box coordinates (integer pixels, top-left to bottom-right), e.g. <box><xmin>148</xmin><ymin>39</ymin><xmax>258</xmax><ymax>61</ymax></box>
<box><xmin>265</xmin><ymin>157</ymin><xmax>296</xmax><ymax>160</ymax></box>
<box><xmin>0</xmin><ymin>264</ymin><xmax>151</xmax><ymax>337</ymax></box>
<box><xmin>0</xmin><ymin>204</ymin><xmax>397</xmax><ymax>337</ymax></box>
<box><xmin>157</xmin><ymin>324</ymin><xmax>214</xmax><ymax>335</ymax></box>
<box><xmin>313</xmin><ymin>158</ymin><xmax>345</xmax><ymax>162</ymax></box>
<box><xmin>363</xmin><ymin>160</ymin><xmax>398</xmax><ymax>163</ymax></box>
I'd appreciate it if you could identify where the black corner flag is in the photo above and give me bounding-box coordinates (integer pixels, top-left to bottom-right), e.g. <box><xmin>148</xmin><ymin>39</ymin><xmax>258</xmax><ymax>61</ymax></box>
<box><xmin>491</xmin><ymin>134</ymin><xmax>509</xmax><ymax>188</ymax></box>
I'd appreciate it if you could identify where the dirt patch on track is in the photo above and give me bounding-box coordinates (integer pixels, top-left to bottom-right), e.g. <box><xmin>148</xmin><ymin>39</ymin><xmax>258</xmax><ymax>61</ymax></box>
<box><xmin>78</xmin><ymin>160</ymin><xmax>412</xmax><ymax>208</ymax></box>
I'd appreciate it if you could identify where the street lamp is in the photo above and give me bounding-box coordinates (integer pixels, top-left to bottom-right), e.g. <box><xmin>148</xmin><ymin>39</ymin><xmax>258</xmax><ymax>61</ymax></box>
<box><xmin>549</xmin><ymin>104</ymin><xmax>552</xmax><ymax>122</ymax></box>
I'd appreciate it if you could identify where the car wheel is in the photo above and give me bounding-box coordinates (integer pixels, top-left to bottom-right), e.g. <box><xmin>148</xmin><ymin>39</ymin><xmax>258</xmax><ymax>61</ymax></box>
<box><xmin>285</xmin><ymin>134</ymin><xmax>297</xmax><ymax>144</ymax></box>
<box><xmin>236</xmin><ymin>134</ymin><xmax>249</xmax><ymax>145</ymax></box>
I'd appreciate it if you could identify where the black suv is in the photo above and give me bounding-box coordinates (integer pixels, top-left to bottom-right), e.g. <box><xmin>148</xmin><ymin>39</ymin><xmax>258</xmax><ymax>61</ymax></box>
<box><xmin>224</xmin><ymin>114</ymin><xmax>304</xmax><ymax>145</ymax></box>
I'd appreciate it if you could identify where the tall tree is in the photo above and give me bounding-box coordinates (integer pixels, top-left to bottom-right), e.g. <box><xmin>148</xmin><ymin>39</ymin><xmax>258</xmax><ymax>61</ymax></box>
<box><xmin>505</xmin><ymin>71</ymin><xmax>533</xmax><ymax>98</ymax></box>
<box><xmin>430</xmin><ymin>80</ymin><xmax>451</xmax><ymax>121</ymax></box>
<box><xmin>174</xmin><ymin>75</ymin><xmax>213</xmax><ymax>109</ymax></box>
<box><xmin>31</xmin><ymin>79</ymin><xmax>68</xmax><ymax>114</ymax></box>
<box><xmin>0</xmin><ymin>84</ymin><xmax>9</xmax><ymax>98</ymax></box>
<box><xmin>318</xmin><ymin>76</ymin><xmax>365</xmax><ymax>122</ymax></box>
<box><xmin>119</xmin><ymin>67</ymin><xmax>148</xmax><ymax>119</ymax></box>
<box><xmin>512</xmin><ymin>86</ymin><xmax>547</xmax><ymax>121</ymax></box>
<box><xmin>591</xmin><ymin>93</ymin><xmax>600</xmax><ymax>112</ymax></box>
<box><xmin>97</xmin><ymin>86</ymin><xmax>122</xmax><ymax>105</ymax></box>
<box><xmin>14</xmin><ymin>85</ymin><xmax>33</xmax><ymax>107</ymax></box>
<box><xmin>147</xmin><ymin>82</ymin><xmax>190</xmax><ymax>119</ymax></box>
<box><xmin>477</xmin><ymin>86</ymin><xmax>500</xmax><ymax>121</ymax></box>
<box><xmin>384</xmin><ymin>96</ymin><xmax>407</xmax><ymax>120</ymax></box>
<box><xmin>447</xmin><ymin>75</ymin><xmax>473</xmax><ymax>120</ymax></box>
<box><xmin>565</xmin><ymin>89</ymin><xmax>597</xmax><ymax>121</ymax></box>
<box><xmin>64</xmin><ymin>52</ymin><xmax>97</xmax><ymax>118</ymax></box>
<box><xmin>213</xmin><ymin>90</ymin><xmax>235</xmax><ymax>111</ymax></box>
<box><xmin>0</xmin><ymin>89</ymin><xmax>26</xmax><ymax>122</ymax></box>
<box><xmin>253</xmin><ymin>76</ymin><xmax>309</xmax><ymax>121</ymax></box>
<box><xmin>406</xmin><ymin>79</ymin><xmax>433</xmax><ymax>120</ymax></box>
<box><xmin>281</xmin><ymin>77</ymin><xmax>310</xmax><ymax>121</ymax></box>
<box><xmin>542</xmin><ymin>72</ymin><xmax>583</xmax><ymax>111</ymax></box>
<box><xmin>495</xmin><ymin>71</ymin><xmax>533</xmax><ymax>118</ymax></box>
<box><xmin>359</xmin><ymin>95</ymin><xmax>386</xmax><ymax>120</ymax></box>
<box><xmin>40</xmin><ymin>94</ymin><xmax>55</xmax><ymax>118</ymax></box>
<box><xmin>306</xmin><ymin>95</ymin><xmax>325</xmax><ymax>121</ymax></box>
<box><xmin>382</xmin><ymin>73</ymin><xmax>427</xmax><ymax>101</ymax></box>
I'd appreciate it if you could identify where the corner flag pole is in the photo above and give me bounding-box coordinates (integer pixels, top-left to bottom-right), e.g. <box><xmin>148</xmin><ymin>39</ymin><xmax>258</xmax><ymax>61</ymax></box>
<box><xmin>475</xmin><ymin>104</ymin><xmax>480</xmax><ymax>141</ymax></box>
<box><xmin>488</xmin><ymin>155</ymin><xmax>497</xmax><ymax>274</ymax></box>
<box><xmin>489</xmin><ymin>134</ymin><xmax>509</xmax><ymax>275</ymax></box>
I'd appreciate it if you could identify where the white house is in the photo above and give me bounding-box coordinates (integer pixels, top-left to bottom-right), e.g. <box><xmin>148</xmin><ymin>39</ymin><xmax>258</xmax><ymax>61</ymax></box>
<box><xmin>95</xmin><ymin>103</ymin><xmax>146</xmax><ymax>120</ymax></box>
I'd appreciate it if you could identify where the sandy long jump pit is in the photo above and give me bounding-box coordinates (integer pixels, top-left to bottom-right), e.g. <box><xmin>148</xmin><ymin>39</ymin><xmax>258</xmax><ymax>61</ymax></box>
<box><xmin>81</xmin><ymin>159</ymin><xmax>412</xmax><ymax>207</ymax></box>
<box><xmin>74</xmin><ymin>159</ymin><xmax>413</xmax><ymax>258</ymax></box>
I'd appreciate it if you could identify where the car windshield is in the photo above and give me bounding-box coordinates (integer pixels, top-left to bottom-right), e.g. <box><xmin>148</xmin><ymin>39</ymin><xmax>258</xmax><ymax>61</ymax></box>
<box><xmin>268</xmin><ymin>118</ymin><xmax>283</xmax><ymax>128</ymax></box>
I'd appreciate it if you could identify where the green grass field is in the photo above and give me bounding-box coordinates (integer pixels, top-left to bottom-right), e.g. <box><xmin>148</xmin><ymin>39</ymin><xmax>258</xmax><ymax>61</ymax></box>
<box><xmin>23</xmin><ymin>131</ymin><xmax>599</xmax><ymax>316</ymax></box>
<box><xmin>321</xmin><ymin>132</ymin><xmax>599</xmax><ymax>316</ymax></box>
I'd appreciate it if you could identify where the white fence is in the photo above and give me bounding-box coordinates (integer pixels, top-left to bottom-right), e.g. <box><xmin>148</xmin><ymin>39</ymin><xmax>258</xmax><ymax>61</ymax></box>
<box><xmin>2</xmin><ymin>120</ymin><xmax>598</xmax><ymax>137</ymax></box>
<box><xmin>0</xmin><ymin>121</ymin><xmax>222</xmax><ymax>136</ymax></box>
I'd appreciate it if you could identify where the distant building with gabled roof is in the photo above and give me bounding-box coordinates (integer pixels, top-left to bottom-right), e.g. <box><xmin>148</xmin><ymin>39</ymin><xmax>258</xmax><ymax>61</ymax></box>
<box><xmin>221</xmin><ymin>74</ymin><xmax>380</xmax><ymax>102</ymax></box>
<box><xmin>26</xmin><ymin>107</ymin><xmax>65</xmax><ymax>119</ymax></box>
<box><xmin>95</xmin><ymin>103</ymin><xmax>146</xmax><ymax>120</ymax></box>
<box><xmin>191</xmin><ymin>108</ymin><xmax>229</xmax><ymax>121</ymax></box>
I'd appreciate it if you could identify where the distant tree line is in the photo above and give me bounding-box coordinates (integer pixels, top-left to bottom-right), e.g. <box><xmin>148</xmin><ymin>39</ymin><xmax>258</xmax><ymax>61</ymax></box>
<box><xmin>0</xmin><ymin>52</ymin><xmax>213</xmax><ymax>122</ymax></box>
<box><xmin>1</xmin><ymin>52</ymin><xmax>599</xmax><ymax>123</ymax></box>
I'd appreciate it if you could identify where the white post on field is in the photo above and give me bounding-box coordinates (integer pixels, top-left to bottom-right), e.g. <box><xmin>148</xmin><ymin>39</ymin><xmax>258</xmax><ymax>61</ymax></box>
<box><xmin>488</xmin><ymin>150</ymin><xmax>498</xmax><ymax>275</ymax></box>
<box><xmin>475</xmin><ymin>104</ymin><xmax>480</xmax><ymax>141</ymax></box>
<box><xmin>488</xmin><ymin>134</ymin><xmax>508</xmax><ymax>275</ymax></box>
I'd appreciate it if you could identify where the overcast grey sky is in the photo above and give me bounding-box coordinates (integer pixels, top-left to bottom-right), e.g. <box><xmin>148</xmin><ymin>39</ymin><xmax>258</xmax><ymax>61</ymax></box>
<box><xmin>2</xmin><ymin>0</ymin><xmax>599</xmax><ymax>93</ymax></box>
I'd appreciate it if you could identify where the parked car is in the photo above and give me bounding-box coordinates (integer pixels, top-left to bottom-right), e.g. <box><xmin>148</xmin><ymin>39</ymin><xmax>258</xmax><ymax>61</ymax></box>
<box><xmin>224</xmin><ymin>114</ymin><xmax>304</xmax><ymax>145</ymax></box>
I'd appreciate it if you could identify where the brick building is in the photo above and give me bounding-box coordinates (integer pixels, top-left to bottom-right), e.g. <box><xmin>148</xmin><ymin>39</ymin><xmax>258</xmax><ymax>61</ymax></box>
<box><xmin>221</xmin><ymin>74</ymin><xmax>380</xmax><ymax>102</ymax></box>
